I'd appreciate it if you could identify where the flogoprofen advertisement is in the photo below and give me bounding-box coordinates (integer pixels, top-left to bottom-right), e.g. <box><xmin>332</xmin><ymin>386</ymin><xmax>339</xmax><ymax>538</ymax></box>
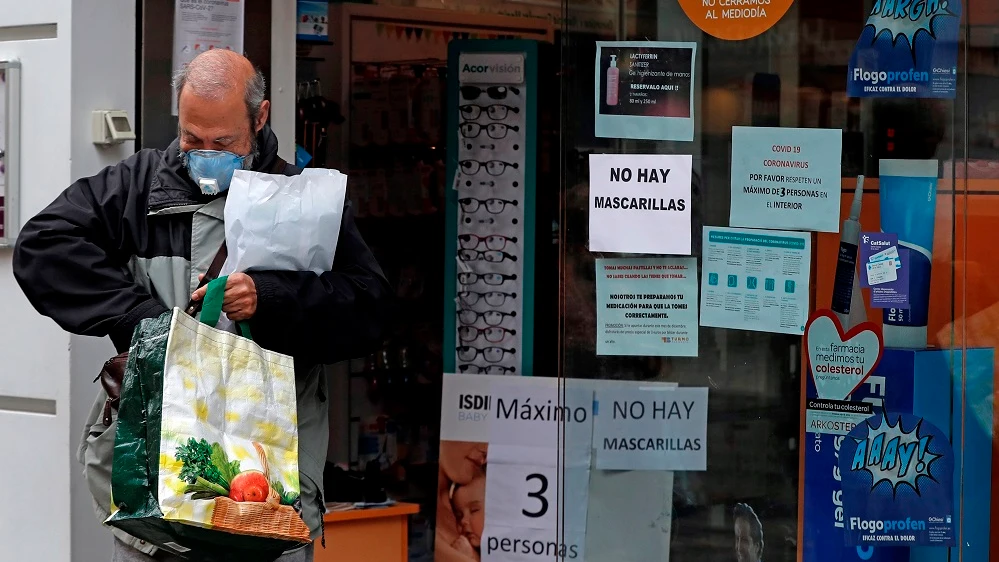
<box><xmin>838</xmin><ymin>412</ymin><xmax>956</xmax><ymax>547</ymax></box>
<box><xmin>847</xmin><ymin>0</ymin><xmax>961</xmax><ymax>98</ymax></box>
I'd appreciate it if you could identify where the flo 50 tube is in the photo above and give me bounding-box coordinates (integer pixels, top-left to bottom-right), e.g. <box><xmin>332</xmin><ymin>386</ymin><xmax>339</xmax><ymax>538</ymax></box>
<box><xmin>879</xmin><ymin>159</ymin><xmax>938</xmax><ymax>349</ymax></box>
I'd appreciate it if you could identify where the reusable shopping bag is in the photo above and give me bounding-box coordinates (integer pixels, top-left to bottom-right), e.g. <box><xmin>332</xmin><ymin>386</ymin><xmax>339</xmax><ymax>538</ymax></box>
<box><xmin>107</xmin><ymin>276</ymin><xmax>310</xmax><ymax>561</ymax></box>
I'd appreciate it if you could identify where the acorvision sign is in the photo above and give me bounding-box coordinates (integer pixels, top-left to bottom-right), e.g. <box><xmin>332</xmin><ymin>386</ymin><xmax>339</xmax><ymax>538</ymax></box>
<box><xmin>458</xmin><ymin>53</ymin><xmax>526</xmax><ymax>84</ymax></box>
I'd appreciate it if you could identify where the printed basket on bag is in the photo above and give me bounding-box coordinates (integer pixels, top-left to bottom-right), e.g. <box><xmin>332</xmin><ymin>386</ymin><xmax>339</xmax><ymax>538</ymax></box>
<box><xmin>210</xmin><ymin>497</ymin><xmax>311</xmax><ymax>542</ymax></box>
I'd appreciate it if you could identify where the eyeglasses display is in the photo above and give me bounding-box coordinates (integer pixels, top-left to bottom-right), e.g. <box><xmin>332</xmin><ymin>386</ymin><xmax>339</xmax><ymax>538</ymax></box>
<box><xmin>458</xmin><ymin>234</ymin><xmax>518</xmax><ymax>251</ymax></box>
<box><xmin>458</xmin><ymin>249</ymin><xmax>518</xmax><ymax>263</ymax></box>
<box><xmin>459</xmin><ymin>85</ymin><xmax>521</xmax><ymax>101</ymax></box>
<box><xmin>458</xmin><ymin>364</ymin><xmax>517</xmax><ymax>375</ymax></box>
<box><xmin>452</xmin><ymin>71</ymin><xmax>526</xmax><ymax>375</ymax></box>
<box><xmin>459</xmin><ymin>290</ymin><xmax>517</xmax><ymax>307</ymax></box>
<box><xmin>459</xmin><ymin>159</ymin><xmax>519</xmax><ymax>176</ymax></box>
<box><xmin>457</xmin><ymin>309</ymin><xmax>516</xmax><ymax>326</ymax></box>
<box><xmin>459</xmin><ymin>197</ymin><xmax>519</xmax><ymax>214</ymax></box>
<box><xmin>460</xmin><ymin>122</ymin><xmax>521</xmax><ymax>139</ymax></box>
<box><xmin>459</xmin><ymin>104</ymin><xmax>519</xmax><ymax>121</ymax></box>
<box><xmin>458</xmin><ymin>325</ymin><xmax>517</xmax><ymax>343</ymax></box>
<box><xmin>458</xmin><ymin>272</ymin><xmax>518</xmax><ymax>286</ymax></box>
<box><xmin>456</xmin><ymin>345</ymin><xmax>517</xmax><ymax>363</ymax></box>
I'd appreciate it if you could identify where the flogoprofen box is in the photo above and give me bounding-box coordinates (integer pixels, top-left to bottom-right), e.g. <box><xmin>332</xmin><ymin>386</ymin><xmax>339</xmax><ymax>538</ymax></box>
<box><xmin>801</xmin><ymin>348</ymin><xmax>993</xmax><ymax>562</ymax></box>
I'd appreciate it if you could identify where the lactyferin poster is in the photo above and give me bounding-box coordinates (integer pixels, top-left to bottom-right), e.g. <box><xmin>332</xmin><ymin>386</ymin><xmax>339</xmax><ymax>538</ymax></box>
<box><xmin>594</xmin><ymin>42</ymin><xmax>696</xmax><ymax>141</ymax></box>
<box><xmin>847</xmin><ymin>0</ymin><xmax>961</xmax><ymax>98</ymax></box>
<box><xmin>172</xmin><ymin>0</ymin><xmax>245</xmax><ymax>115</ymax></box>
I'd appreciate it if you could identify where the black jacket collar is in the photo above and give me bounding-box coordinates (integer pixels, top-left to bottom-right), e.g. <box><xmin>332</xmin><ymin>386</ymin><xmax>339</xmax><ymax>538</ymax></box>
<box><xmin>148</xmin><ymin>124</ymin><xmax>283</xmax><ymax>211</ymax></box>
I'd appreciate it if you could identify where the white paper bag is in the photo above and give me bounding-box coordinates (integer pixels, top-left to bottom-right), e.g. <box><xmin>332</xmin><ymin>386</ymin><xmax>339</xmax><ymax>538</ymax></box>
<box><xmin>220</xmin><ymin>168</ymin><xmax>347</xmax><ymax>277</ymax></box>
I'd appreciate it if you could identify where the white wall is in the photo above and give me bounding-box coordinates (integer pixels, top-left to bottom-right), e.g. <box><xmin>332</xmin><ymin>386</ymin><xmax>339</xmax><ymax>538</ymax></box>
<box><xmin>0</xmin><ymin>1</ymin><xmax>134</xmax><ymax>560</ymax></box>
<box><xmin>0</xmin><ymin>3</ymin><xmax>73</xmax><ymax>561</ymax></box>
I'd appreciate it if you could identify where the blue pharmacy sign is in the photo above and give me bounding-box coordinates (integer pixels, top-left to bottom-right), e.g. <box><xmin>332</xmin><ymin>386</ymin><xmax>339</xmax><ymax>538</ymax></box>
<box><xmin>838</xmin><ymin>412</ymin><xmax>956</xmax><ymax>547</ymax></box>
<box><xmin>847</xmin><ymin>0</ymin><xmax>961</xmax><ymax>98</ymax></box>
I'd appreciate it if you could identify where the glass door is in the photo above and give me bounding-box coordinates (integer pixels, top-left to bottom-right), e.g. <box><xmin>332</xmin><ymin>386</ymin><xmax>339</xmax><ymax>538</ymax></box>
<box><xmin>558</xmin><ymin>1</ymin><xmax>996</xmax><ymax>561</ymax></box>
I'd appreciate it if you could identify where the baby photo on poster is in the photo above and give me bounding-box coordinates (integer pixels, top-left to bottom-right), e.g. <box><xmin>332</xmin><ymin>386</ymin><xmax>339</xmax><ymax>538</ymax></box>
<box><xmin>594</xmin><ymin>42</ymin><xmax>697</xmax><ymax>141</ymax></box>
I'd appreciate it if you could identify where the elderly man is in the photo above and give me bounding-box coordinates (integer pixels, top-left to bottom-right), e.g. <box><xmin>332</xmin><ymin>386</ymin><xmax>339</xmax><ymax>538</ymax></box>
<box><xmin>13</xmin><ymin>50</ymin><xmax>391</xmax><ymax>560</ymax></box>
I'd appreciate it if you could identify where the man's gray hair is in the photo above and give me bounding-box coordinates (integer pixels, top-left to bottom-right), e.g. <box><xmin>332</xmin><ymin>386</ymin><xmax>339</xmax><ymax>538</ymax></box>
<box><xmin>172</xmin><ymin>54</ymin><xmax>267</xmax><ymax>125</ymax></box>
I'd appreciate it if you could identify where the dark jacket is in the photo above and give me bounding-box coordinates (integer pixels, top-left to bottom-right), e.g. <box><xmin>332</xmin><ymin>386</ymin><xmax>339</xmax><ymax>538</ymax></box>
<box><xmin>12</xmin><ymin>125</ymin><xmax>391</xmax><ymax>554</ymax></box>
<box><xmin>13</xmin><ymin>125</ymin><xmax>391</xmax><ymax>365</ymax></box>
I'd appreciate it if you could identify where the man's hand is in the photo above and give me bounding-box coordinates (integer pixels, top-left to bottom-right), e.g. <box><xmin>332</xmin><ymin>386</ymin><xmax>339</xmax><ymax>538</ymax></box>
<box><xmin>190</xmin><ymin>272</ymin><xmax>258</xmax><ymax>321</ymax></box>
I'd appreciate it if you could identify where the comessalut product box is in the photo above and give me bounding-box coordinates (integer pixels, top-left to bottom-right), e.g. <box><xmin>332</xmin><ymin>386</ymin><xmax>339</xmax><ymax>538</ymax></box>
<box><xmin>802</xmin><ymin>348</ymin><xmax>993</xmax><ymax>562</ymax></box>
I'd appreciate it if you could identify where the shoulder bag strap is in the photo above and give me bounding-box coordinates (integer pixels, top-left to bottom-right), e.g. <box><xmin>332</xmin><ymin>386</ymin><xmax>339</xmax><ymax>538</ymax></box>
<box><xmin>182</xmin><ymin>155</ymin><xmax>288</xmax><ymax>317</ymax></box>
<box><xmin>184</xmin><ymin>242</ymin><xmax>229</xmax><ymax>317</ymax></box>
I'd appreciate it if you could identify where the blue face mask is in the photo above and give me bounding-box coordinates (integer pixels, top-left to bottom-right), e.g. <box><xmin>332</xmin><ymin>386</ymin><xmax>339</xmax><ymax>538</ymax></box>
<box><xmin>184</xmin><ymin>150</ymin><xmax>250</xmax><ymax>195</ymax></box>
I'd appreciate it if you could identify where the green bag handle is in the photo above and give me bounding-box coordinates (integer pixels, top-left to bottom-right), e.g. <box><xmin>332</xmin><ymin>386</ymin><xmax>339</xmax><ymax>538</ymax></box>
<box><xmin>200</xmin><ymin>275</ymin><xmax>254</xmax><ymax>340</ymax></box>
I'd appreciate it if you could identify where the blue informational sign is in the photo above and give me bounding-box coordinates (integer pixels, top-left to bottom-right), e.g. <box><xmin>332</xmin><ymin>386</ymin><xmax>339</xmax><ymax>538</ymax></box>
<box><xmin>846</xmin><ymin>0</ymin><xmax>961</xmax><ymax>99</ymax></box>
<box><xmin>839</xmin><ymin>412</ymin><xmax>956</xmax><ymax>547</ymax></box>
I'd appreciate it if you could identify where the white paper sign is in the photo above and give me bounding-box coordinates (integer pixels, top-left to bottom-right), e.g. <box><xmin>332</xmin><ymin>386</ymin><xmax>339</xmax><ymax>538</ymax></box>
<box><xmin>729</xmin><ymin>126</ymin><xmax>843</xmax><ymax>232</ymax></box>
<box><xmin>593</xmin><ymin>387</ymin><xmax>708</xmax><ymax>471</ymax></box>
<box><xmin>437</xmin><ymin>375</ymin><xmax>685</xmax><ymax>562</ymax></box>
<box><xmin>172</xmin><ymin>0</ymin><xmax>245</xmax><ymax>115</ymax></box>
<box><xmin>485</xmin><ymin>464</ymin><xmax>590</xmax><ymax>530</ymax></box>
<box><xmin>588</xmin><ymin>154</ymin><xmax>692</xmax><ymax>255</ymax></box>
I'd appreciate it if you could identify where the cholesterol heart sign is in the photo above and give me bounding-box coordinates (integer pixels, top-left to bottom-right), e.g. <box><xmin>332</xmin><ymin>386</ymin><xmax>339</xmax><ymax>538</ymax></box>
<box><xmin>805</xmin><ymin>310</ymin><xmax>883</xmax><ymax>401</ymax></box>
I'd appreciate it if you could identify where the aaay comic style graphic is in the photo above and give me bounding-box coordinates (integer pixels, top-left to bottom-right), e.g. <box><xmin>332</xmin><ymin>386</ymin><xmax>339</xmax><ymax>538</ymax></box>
<box><xmin>847</xmin><ymin>0</ymin><xmax>961</xmax><ymax>98</ymax></box>
<box><xmin>838</xmin><ymin>412</ymin><xmax>956</xmax><ymax>547</ymax></box>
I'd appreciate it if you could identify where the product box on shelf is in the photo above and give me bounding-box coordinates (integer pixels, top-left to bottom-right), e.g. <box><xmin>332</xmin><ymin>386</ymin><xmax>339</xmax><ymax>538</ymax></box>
<box><xmin>802</xmin><ymin>347</ymin><xmax>994</xmax><ymax>562</ymax></box>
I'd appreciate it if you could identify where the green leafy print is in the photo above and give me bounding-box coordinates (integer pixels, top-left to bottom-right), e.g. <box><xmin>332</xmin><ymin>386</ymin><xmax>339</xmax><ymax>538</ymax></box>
<box><xmin>270</xmin><ymin>480</ymin><xmax>300</xmax><ymax>506</ymax></box>
<box><xmin>175</xmin><ymin>438</ymin><xmax>240</xmax><ymax>498</ymax></box>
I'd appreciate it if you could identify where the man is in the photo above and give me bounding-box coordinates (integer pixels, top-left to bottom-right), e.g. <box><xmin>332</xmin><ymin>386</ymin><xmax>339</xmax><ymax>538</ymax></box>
<box><xmin>12</xmin><ymin>50</ymin><xmax>391</xmax><ymax>560</ymax></box>
<box><xmin>734</xmin><ymin>502</ymin><xmax>765</xmax><ymax>562</ymax></box>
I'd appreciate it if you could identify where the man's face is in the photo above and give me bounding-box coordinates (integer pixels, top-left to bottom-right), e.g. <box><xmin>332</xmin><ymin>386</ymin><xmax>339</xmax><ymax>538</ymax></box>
<box><xmin>735</xmin><ymin>519</ymin><xmax>759</xmax><ymax>562</ymax></box>
<box><xmin>177</xmin><ymin>86</ymin><xmax>269</xmax><ymax>155</ymax></box>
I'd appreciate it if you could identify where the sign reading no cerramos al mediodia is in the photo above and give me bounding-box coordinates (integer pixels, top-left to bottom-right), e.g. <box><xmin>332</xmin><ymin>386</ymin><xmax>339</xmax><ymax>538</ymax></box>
<box><xmin>589</xmin><ymin>153</ymin><xmax>692</xmax><ymax>255</ymax></box>
<box><xmin>593</xmin><ymin>386</ymin><xmax>708</xmax><ymax>471</ymax></box>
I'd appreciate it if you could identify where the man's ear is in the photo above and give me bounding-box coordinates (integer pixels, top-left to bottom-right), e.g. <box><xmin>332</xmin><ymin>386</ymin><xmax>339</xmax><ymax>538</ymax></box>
<box><xmin>255</xmin><ymin>100</ymin><xmax>271</xmax><ymax>132</ymax></box>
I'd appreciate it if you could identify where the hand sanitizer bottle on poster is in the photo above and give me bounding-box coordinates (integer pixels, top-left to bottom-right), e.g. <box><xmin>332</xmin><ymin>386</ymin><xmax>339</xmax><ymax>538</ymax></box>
<box><xmin>606</xmin><ymin>54</ymin><xmax>619</xmax><ymax>106</ymax></box>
